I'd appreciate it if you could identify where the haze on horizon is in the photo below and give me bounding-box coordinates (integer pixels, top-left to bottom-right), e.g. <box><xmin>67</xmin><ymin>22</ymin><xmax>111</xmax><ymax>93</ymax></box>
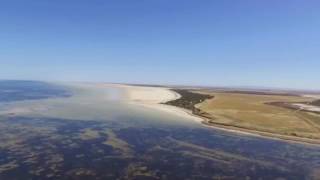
<box><xmin>0</xmin><ymin>0</ymin><xmax>319</xmax><ymax>90</ymax></box>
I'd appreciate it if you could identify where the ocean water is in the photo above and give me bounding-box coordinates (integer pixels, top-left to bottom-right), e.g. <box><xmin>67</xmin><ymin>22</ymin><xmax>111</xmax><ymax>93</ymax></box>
<box><xmin>0</xmin><ymin>81</ymin><xmax>319</xmax><ymax>180</ymax></box>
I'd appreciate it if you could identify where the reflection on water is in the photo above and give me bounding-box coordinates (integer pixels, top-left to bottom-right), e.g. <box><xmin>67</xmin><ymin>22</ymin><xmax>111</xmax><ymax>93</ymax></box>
<box><xmin>0</xmin><ymin>81</ymin><xmax>320</xmax><ymax>180</ymax></box>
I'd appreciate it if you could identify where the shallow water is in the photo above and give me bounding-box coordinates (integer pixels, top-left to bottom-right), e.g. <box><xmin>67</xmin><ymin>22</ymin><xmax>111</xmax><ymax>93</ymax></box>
<box><xmin>0</xmin><ymin>81</ymin><xmax>319</xmax><ymax>180</ymax></box>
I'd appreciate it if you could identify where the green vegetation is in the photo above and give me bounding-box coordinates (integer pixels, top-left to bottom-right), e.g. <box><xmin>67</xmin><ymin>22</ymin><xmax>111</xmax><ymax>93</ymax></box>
<box><xmin>311</xmin><ymin>100</ymin><xmax>320</xmax><ymax>106</ymax></box>
<box><xmin>164</xmin><ymin>89</ymin><xmax>213</xmax><ymax>112</ymax></box>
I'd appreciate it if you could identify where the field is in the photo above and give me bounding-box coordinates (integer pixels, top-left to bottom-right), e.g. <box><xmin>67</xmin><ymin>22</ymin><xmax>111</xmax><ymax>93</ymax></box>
<box><xmin>177</xmin><ymin>90</ymin><xmax>320</xmax><ymax>141</ymax></box>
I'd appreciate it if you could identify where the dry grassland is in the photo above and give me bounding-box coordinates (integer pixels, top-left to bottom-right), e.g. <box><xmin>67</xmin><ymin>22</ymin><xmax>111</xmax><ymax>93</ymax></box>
<box><xmin>196</xmin><ymin>92</ymin><xmax>320</xmax><ymax>140</ymax></box>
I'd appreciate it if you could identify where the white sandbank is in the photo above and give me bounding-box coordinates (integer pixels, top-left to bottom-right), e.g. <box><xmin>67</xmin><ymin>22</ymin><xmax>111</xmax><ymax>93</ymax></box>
<box><xmin>293</xmin><ymin>103</ymin><xmax>320</xmax><ymax>112</ymax></box>
<box><xmin>110</xmin><ymin>84</ymin><xmax>204</xmax><ymax>122</ymax></box>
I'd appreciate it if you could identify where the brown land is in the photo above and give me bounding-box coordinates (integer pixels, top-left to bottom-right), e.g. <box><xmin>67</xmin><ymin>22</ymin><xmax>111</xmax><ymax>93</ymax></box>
<box><xmin>167</xmin><ymin>89</ymin><xmax>320</xmax><ymax>144</ymax></box>
<box><xmin>119</xmin><ymin>84</ymin><xmax>320</xmax><ymax>144</ymax></box>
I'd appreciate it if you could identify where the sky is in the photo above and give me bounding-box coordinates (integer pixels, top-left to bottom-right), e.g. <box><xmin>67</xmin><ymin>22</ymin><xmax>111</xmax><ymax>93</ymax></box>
<box><xmin>0</xmin><ymin>0</ymin><xmax>319</xmax><ymax>90</ymax></box>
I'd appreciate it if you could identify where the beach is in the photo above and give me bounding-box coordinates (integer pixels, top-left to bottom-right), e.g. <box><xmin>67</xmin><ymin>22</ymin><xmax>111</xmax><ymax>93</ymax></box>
<box><xmin>115</xmin><ymin>84</ymin><xmax>320</xmax><ymax>145</ymax></box>
<box><xmin>112</xmin><ymin>84</ymin><xmax>205</xmax><ymax>123</ymax></box>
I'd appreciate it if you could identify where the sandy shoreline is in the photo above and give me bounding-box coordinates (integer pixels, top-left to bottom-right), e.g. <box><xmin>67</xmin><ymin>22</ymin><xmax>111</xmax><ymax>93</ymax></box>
<box><xmin>113</xmin><ymin>84</ymin><xmax>320</xmax><ymax>146</ymax></box>
<box><xmin>111</xmin><ymin>84</ymin><xmax>204</xmax><ymax>122</ymax></box>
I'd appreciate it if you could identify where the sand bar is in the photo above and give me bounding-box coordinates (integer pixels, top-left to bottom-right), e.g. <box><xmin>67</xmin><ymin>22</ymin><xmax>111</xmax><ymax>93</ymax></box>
<box><xmin>109</xmin><ymin>84</ymin><xmax>204</xmax><ymax>122</ymax></box>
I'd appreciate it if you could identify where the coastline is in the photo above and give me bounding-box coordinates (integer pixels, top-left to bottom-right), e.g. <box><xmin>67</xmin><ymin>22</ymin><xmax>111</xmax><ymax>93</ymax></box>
<box><xmin>114</xmin><ymin>84</ymin><xmax>204</xmax><ymax>122</ymax></box>
<box><xmin>118</xmin><ymin>84</ymin><xmax>320</xmax><ymax>146</ymax></box>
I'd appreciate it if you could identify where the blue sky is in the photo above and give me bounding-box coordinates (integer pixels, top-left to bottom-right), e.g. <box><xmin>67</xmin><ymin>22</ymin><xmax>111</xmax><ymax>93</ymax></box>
<box><xmin>0</xmin><ymin>0</ymin><xmax>319</xmax><ymax>90</ymax></box>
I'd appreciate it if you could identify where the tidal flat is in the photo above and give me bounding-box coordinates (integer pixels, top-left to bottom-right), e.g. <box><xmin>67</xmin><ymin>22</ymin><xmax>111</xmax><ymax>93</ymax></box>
<box><xmin>0</xmin><ymin>81</ymin><xmax>320</xmax><ymax>180</ymax></box>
